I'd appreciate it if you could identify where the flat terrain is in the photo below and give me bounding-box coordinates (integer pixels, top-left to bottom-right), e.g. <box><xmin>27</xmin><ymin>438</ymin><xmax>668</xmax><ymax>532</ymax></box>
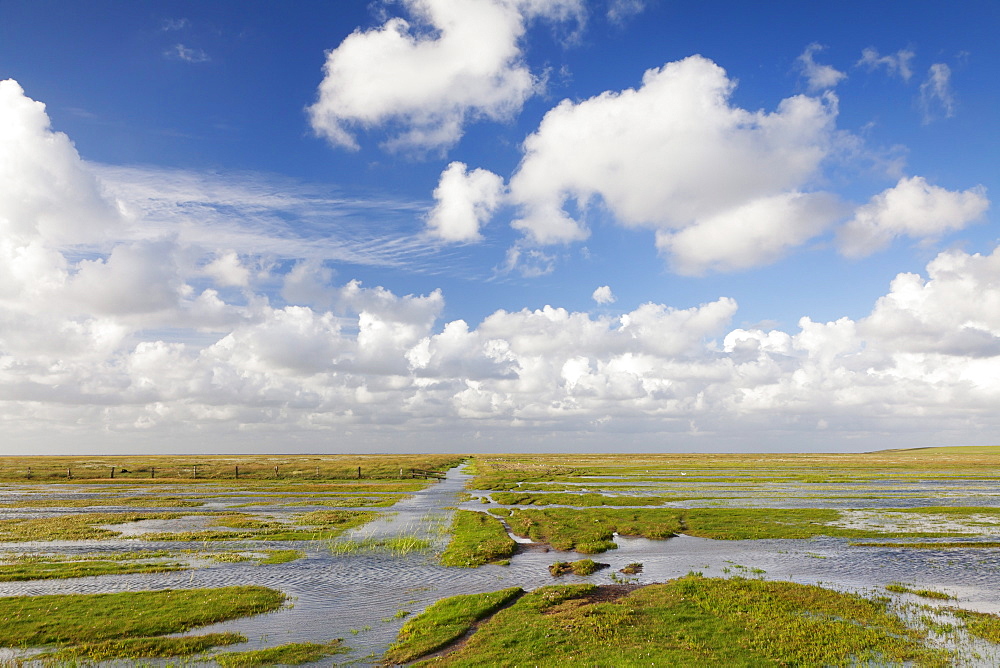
<box><xmin>0</xmin><ymin>449</ymin><xmax>998</xmax><ymax>665</ymax></box>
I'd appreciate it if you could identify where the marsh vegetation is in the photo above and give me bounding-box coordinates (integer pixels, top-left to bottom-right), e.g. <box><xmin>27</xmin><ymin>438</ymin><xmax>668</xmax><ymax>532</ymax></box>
<box><xmin>401</xmin><ymin>576</ymin><xmax>953</xmax><ymax>666</ymax></box>
<box><xmin>439</xmin><ymin>509</ymin><xmax>516</xmax><ymax>567</ymax></box>
<box><xmin>1</xmin><ymin>449</ymin><xmax>999</xmax><ymax>665</ymax></box>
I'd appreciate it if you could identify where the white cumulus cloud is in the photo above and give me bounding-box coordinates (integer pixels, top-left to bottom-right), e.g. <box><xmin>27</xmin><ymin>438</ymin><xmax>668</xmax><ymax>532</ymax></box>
<box><xmin>308</xmin><ymin>0</ymin><xmax>583</xmax><ymax>153</ymax></box>
<box><xmin>5</xmin><ymin>76</ymin><xmax>1000</xmax><ymax>453</ymax></box>
<box><xmin>0</xmin><ymin>79</ymin><xmax>123</xmax><ymax>246</ymax></box>
<box><xmin>657</xmin><ymin>191</ymin><xmax>845</xmax><ymax>275</ymax></box>
<box><xmin>427</xmin><ymin>162</ymin><xmax>505</xmax><ymax>242</ymax></box>
<box><xmin>839</xmin><ymin>176</ymin><xmax>989</xmax><ymax>257</ymax></box>
<box><xmin>592</xmin><ymin>285</ymin><xmax>615</xmax><ymax>304</ymax></box>
<box><xmin>508</xmin><ymin>55</ymin><xmax>842</xmax><ymax>272</ymax></box>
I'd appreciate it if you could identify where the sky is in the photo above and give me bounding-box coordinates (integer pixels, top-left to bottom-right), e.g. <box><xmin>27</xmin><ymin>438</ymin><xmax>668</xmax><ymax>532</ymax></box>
<box><xmin>1</xmin><ymin>0</ymin><xmax>998</xmax><ymax>455</ymax></box>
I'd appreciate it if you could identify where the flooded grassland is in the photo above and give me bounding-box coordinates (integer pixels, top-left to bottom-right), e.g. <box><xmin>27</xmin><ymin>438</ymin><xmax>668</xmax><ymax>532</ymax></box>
<box><xmin>2</xmin><ymin>448</ymin><xmax>1000</xmax><ymax>665</ymax></box>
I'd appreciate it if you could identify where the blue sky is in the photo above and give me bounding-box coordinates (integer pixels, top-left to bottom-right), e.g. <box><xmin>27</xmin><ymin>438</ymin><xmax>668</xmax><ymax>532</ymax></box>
<box><xmin>1</xmin><ymin>0</ymin><xmax>998</xmax><ymax>454</ymax></box>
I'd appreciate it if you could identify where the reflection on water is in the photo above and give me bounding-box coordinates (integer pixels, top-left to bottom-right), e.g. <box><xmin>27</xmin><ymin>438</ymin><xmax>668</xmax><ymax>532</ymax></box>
<box><xmin>2</xmin><ymin>468</ymin><xmax>1000</xmax><ymax>665</ymax></box>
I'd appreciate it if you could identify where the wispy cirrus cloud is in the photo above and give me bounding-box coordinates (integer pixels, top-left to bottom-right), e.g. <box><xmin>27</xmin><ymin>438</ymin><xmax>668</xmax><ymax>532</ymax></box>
<box><xmin>797</xmin><ymin>43</ymin><xmax>847</xmax><ymax>91</ymax></box>
<box><xmin>857</xmin><ymin>47</ymin><xmax>915</xmax><ymax>81</ymax></box>
<box><xmin>164</xmin><ymin>44</ymin><xmax>209</xmax><ymax>63</ymax></box>
<box><xmin>160</xmin><ymin>18</ymin><xmax>190</xmax><ymax>32</ymax></box>
<box><xmin>92</xmin><ymin>164</ymin><xmax>450</xmax><ymax>271</ymax></box>
<box><xmin>920</xmin><ymin>63</ymin><xmax>956</xmax><ymax>123</ymax></box>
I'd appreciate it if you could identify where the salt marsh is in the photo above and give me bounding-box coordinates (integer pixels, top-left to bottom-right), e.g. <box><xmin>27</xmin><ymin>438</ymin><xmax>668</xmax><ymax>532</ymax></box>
<box><xmin>1</xmin><ymin>449</ymin><xmax>1000</xmax><ymax>665</ymax></box>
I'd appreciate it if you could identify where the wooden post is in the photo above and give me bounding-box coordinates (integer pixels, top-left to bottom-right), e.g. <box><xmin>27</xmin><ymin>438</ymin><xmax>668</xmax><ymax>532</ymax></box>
<box><xmin>235</xmin><ymin>465</ymin><xmax>239</xmax><ymax>480</ymax></box>
<box><xmin>110</xmin><ymin>466</ymin><xmax>115</xmax><ymax>479</ymax></box>
<box><xmin>315</xmin><ymin>466</ymin><xmax>319</xmax><ymax>478</ymax></box>
<box><xmin>400</xmin><ymin>468</ymin><xmax>403</xmax><ymax>479</ymax></box>
<box><xmin>67</xmin><ymin>468</ymin><xmax>72</xmax><ymax>479</ymax></box>
<box><xmin>151</xmin><ymin>467</ymin><xmax>155</xmax><ymax>479</ymax></box>
<box><xmin>274</xmin><ymin>465</ymin><xmax>279</xmax><ymax>478</ymax></box>
<box><xmin>193</xmin><ymin>465</ymin><xmax>198</xmax><ymax>479</ymax></box>
<box><xmin>357</xmin><ymin>466</ymin><xmax>361</xmax><ymax>479</ymax></box>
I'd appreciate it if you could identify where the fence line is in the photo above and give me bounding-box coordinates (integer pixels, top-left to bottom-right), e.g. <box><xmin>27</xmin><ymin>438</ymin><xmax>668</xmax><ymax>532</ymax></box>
<box><xmin>0</xmin><ymin>464</ymin><xmax>445</xmax><ymax>481</ymax></box>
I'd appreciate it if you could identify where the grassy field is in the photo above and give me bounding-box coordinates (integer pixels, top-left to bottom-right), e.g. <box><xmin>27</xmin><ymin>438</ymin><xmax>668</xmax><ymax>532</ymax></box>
<box><xmin>0</xmin><ymin>453</ymin><xmax>464</xmax><ymax>482</ymax></box>
<box><xmin>403</xmin><ymin>576</ymin><xmax>954</xmax><ymax>666</ymax></box>
<box><xmin>466</xmin><ymin>448</ymin><xmax>1000</xmax><ymax>485</ymax></box>
<box><xmin>0</xmin><ymin>586</ymin><xmax>285</xmax><ymax>647</ymax></box>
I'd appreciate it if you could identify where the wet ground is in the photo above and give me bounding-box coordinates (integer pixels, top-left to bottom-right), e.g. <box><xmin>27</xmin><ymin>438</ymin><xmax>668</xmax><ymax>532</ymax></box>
<box><xmin>2</xmin><ymin>468</ymin><xmax>1000</xmax><ymax>665</ymax></box>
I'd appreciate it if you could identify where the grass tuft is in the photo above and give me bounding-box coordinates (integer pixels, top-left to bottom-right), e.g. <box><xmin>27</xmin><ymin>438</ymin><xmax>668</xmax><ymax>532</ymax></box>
<box><xmin>384</xmin><ymin>587</ymin><xmax>522</xmax><ymax>664</ymax></box>
<box><xmin>0</xmin><ymin>586</ymin><xmax>286</xmax><ymax>647</ymax></box>
<box><xmin>886</xmin><ymin>582</ymin><xmax>956</xmax><ymax>600</ymax></box>
<box><xmin>44</xmin><ymin>632</ymin><xmax>246</xmax><ymax>660</ymax></box>
<box><xmin>549</xmin><ymin>559</ymin><xmax>608</xmax><ymax>576</ymax></box>
<box><xmin>440</xmin><ymin>510</ymin><xmax>516</xmax><ymax>567</ymax></box>
<box><xmin>213</xmin><ymin>640</ymin><xmax>344</xmax><ymax>666</ymax></box>
<box><xmin>329</xmin><ymin>534</ymin><xmax>432</xmax><ymax>556</ymax></box>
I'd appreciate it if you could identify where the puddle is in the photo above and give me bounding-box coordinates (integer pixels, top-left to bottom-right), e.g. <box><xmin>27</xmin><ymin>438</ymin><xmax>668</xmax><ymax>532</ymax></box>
<box><xmin>833</xmin><ymin>510</ymin><xmax>1000</xmax><ymax>535</ymax></box>
<box><xmin>99</xmin><ymin>515</ymin><xmax>218</xmax><ymax>536</ymax></box>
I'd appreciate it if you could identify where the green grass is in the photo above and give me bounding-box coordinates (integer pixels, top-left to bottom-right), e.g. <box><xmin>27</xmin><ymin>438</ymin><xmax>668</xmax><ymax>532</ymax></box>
<box><xmin>259</xmin><ymin>549</ymin><xmax>304</xmax><ymax>564</ymax></box>
<box><xmin>329</xmin><ymin>535</ymin><xmax>432</xmax><ymax>556</ymax></box>
<box><xmin>213</xmin><ymin>640</ymin><xmax>344</xmax><ymax>666</ymax></box>
<box><xmin>420</xmin><ymin>576</ymin><xmax>949</xmax><ymax>666</ymax></box>
<box><xmin>384</xmin><ymin>587</ymin><xmax>523</xmax><ymax>664</ymax></box>
<box><xmin>490</xmin><ymin>491</ymin><xmax>670</xmax><ymax>507</ymax></box>
<box><xmin>885</xmin><ymin>582</ymin><xmax>956</xmax><ymax>600</ymax></box>
<box><xmin>505</xmin><ymin>506</ymin><xmax>971</xmax><ymax>552</ymax></box>
<box><xmin>43</xmin><ymin>632</ymin><xmax>246</xmax><ymax>660</ymax></box>
<box><xmin>549</xmin><ymin>559</ymin><xmax>606</xmax><ymax>576</ymax></box>
<box><xmin>507</xmin><ymin>508</ymin><xmax>681</xmax><ymax>553</ymax></box>
<box><xmin>283</xmin><ymin>494</ymin><xmax>407</xmax><ymax>508</ymax></box>
<box><xmin>0</xmin><ymin>558</ymin><xmax>187</xmax><ymax>581</ymax></box>
<box><xmin>141</xmin><ymin>509</ymin><xmax>379</xmax><ymax>541</ymax></box>
<box><xmin>204</xmin><ymin>549</ymin><xmax>305</xmax><ymax>564</ymax></box>
<box><xmin>440</xmin><ymin>510</ymin><xmax>516</xmax><ymax>567</ymax></box>
<box><xmin>681</xmin><ymin>507</ymin><xmax>876</xmax><ymax>540</ymax></box>
<box><xmin>0</xmin><ymin>586</ymin><xmax>286</xmax><ymax>646</ymax></box>
<box><xmin>851</xmin><ymin>540</ymin><xmax>1000</xmax><ymax>548</ymax></box>
<box><xmin>952</xmin><ymin>608</ymin><xmax>1000</xmax><ymax>643</ymax></box>
<box><xmin>0</xmin><ymin>496</ymin><xmax>205</xmax><ymax>509</ymax></box>
<box><xmin>883</xmin><ymin>506</ymin><xmax>1000</xmax><ymax>515</ymax></box>
<box><xmin>0</xmin><ymin>453</ymin><xmax>464</xmax><ymax>482</ymax></box>
<box><xmin>0</xmin><ymin>512</ymin><xmax>187</xmax><ymax>541</ymax></box>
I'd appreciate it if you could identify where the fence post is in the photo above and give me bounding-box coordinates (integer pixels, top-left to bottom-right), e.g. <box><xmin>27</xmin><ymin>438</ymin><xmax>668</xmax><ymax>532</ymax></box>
<box><xmin>193</xmin><ymin>465</ymin><xmax>198</xmax><ymax>479</ymax></box>
<box><xmin>110</xmin><ymin>466</ymin><xmax>115</xmax><ymax>479</ymax></box>
<box><xmin>151</xmin><ymin>467</ymin><xmax>155</xmax><ymax>479</ymax></box>
<box><xmin>274</xmin><ymin>465</ymin><xmax>279</xmax><ymax>478</ymax></box>
<box><xmin>235</xmin><ymin>465</ymin><xmax>239</xmax><ymax>480</ymax></box>
<box><xmin>357</xmin><ymin>466</ymin><xmax>361</xmax><ymax>479</ymax></box>
<box><xmin>67</xmin><ymin>468</ymin><xmax>72</xmax><ymax>479</ymax></box>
